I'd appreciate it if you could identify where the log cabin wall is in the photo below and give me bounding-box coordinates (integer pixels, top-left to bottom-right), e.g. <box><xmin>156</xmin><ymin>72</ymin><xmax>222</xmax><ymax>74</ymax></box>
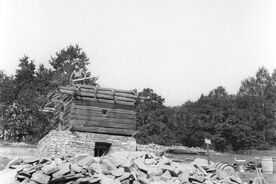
<box><xmin>56</xmin><ymin>84</ymin><xmax>138</xmax><ymax>136</ymax></box>
<box><xmin>69</xmin><ymin>100</ymin><xmax>136</xmax><ymax>136</ymax></box>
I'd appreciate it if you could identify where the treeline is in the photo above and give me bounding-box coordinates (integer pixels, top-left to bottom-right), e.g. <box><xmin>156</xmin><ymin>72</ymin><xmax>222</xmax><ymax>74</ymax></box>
<box><xmin>0</xmin><ymin>44</ymin><xmax>275</xmax><ymax>151</ymax></box>
<box><xmin>135</xmin><ymin>68</ymin><xmax>276</xmax><ymax>151</ymax></box>
<box><xmin>0</xmin><ymin>45</ymin><xmax>90</xmax><ymax>142</ymax></box>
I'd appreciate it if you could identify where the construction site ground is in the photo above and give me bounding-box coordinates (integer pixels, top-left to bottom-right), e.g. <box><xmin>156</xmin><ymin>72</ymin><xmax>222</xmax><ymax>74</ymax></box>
<box><xmin>0</xmin><ymin>142</ymin><xmax>275</xmax><ymax>184</ymax></box>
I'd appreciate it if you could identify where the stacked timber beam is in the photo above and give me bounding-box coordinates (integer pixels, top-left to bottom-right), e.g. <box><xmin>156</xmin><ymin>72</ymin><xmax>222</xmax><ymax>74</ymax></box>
<box><xmin>57</xmin><ymin>84</ymin><xmax>138</xmax><ymax>136</ymax></box>
<box><xmin>59</xmin><ymin>84</ymin><xmax>137</xmax><ymax>107</ymax></box>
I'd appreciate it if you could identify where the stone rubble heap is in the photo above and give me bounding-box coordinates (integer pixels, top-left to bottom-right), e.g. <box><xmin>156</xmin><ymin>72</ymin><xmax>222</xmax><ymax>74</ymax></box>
<box><xmin>9</xmin><ymin>151</ymin><xmax>244</xmax><ymax>184</ymax></box>
<box><xmin>137</xmin><ymin>144</ymin><xmax>218</xmax><ymax>155</ymax></box>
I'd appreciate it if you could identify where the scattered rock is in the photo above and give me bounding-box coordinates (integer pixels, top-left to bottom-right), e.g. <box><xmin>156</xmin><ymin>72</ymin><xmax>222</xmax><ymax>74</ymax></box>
<box><xmin>10</xmin><ymin>151</ymin><xmax>243</xmax><ymax>184</ymax></box>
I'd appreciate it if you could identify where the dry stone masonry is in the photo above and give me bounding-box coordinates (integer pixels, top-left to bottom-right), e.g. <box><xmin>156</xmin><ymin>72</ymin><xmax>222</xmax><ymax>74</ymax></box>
<box><xmin>38</xmin><ymin>130</ymin><xmax>136</xmax><ymax>157</ymax></box>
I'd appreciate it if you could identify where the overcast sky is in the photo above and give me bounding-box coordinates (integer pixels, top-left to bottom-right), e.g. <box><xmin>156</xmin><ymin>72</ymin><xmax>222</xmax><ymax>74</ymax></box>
<box><xmin>1</xmin><ymin>0</ymin><xmax>276</xmax><ymax>106</ymax></box>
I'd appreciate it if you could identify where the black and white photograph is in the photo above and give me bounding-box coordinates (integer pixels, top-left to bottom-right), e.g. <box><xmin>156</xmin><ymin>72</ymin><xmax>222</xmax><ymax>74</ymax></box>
<box><xmin>0</xmin><ymin>0</ymin><xmax>276</xmax><ymax>183</ymax></box>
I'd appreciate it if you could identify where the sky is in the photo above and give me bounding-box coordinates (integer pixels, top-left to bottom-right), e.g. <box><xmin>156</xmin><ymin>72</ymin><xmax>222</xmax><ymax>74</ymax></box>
<box><xmin>0</xmin><ymin>0</ymin><xmax>276</xmax><ymax>106</ymax></box>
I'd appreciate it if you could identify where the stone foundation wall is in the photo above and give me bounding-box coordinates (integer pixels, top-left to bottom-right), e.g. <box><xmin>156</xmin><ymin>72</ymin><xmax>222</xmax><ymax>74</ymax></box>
<box><xmin>37</xmin><ymin>130</ymin><xmax>137</xmax><ymax>156</ymax></box>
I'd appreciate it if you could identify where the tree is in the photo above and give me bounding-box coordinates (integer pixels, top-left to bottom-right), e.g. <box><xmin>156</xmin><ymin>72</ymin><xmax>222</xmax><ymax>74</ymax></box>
<box><xmin>237</xmin><ymin>67</ymin><xmax>274</xmax><ymax>143</ymax></box>
<box><xmin>136</xmin><ymin>88</ymin><xmax>165</xmax><ymax>127</ymax></box>
<box><xmin>15</xmin><ymin>56</ymin><xmax>36</xmax><ymax>91</ymax></box>
<box><xmin>49</xmin><ymin>44</ymin><xmax>90</xmax><ymax>86</ymax></box>
<box><xmin>0</xmin><ymin>70</ymin><xmax>16</xmax><ymax>105</ymax></box>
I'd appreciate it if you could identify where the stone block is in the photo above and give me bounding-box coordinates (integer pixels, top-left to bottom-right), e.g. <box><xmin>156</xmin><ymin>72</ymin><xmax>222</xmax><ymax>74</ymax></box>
<box><xmin>31</xmin><ymin>171</ymin><xmax>51</xmax><ymax>184</ymax></box>
<box><xmin>42</xmin><ymin>163</ymin><xmax>59</xmax><ymax>175</ymax></box>
<box><xmin>144</xmin><ymin>159</ymin><xmax>157</xmax><ymax>165</ymax></box>
<box><xmin>111</xmin><ymin>167</ymin><xmax>125</xmax><ymax>177</ymax></box>
<box><xmin>101</xmin><ymin>159</ymin><xmax>117</xmax><ymax>171</ymax></box>
<box><xmin>52</xmin><ymin>162</ymin><xmax>70</xmax><ymax>178</ymax></box>
<box><xmin>160</xmin><ymin>170</ymin><xmax>172</xmax><ymax>181</ymax></box>
<box><xmin>78</xmin><ymin>156</ymin><xmax>96</xmax><ymax>167</ymax></box>
<box><xmin>147</xmin><ymin>166</ymin><xmax>163</xmax><ymax>178</ymax></box>
<box><xmin>9</xmin><ymin>158</ymin><xmax>24</xmax><ymax>168</ymax></box>
<box><xmin>71</xmin><ymin>163</ymin><xmax>82</xmax><ymax>173</ymax></box>
<box><xmin>117</xmin><ymin>172</ymin><xmax>131</xmax><ymax>181</ymax></box>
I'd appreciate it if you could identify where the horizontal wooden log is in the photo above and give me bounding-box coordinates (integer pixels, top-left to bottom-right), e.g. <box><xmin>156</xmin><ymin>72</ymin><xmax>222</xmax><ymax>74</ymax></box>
<box><xmin>59</xmin><ymin>88</ymin><xmax>75</xmax><ymax>95</ymax></box>
<box><xmin>71</xmin><ymin>108</ymin><xmax>136</xmax><ymax>119</ymax></box>
<box><xmin>70</xmin><ymin>119</ymin><xmax>136</xmax><ymax>129</ymax></box>
<box><xmin>114</xmin><ymin>100</ymin><xmax>135</xmax><ymax>106</ymax></box>
<box><xmin>73</xmin><ymin>99</ymin><xmax>134</xmax><ymax>110</ymax></box>
<box><xmin>80</xmin><ymin>89</ymin><xmax>137</xmax><ymax>99</ymax></box>
<box><xmin>74</xmin><ymin>85</ymin><xmax>135</xmax><ymax>95</ymax></box>
<box><xmin>78</xmin><ymin>97</ymin><xmax>135</xmax><ymax>106</ymax></box>
<box><xmin>71</xmin><ymin>114</ymin><xmax>136</xmax><ymax>125</ymax></box>
<box><xmin>79</xmin><ymin>93</ymin><xmax>135</xmax><ymax>102</ymax></box>
<box><xmin>59</xmin><ymin>86</ymin><xmax>137</xmax><ymax>100</ymax></box>
<box><xmin>78</xmin><ymin>92</ymin><xmax>96</xmax><ymax>98</ymax></box>
<box><xmin>114</xmin><ymin>96</ymin><xmax>136</xmax><ymax>102</ymax></box>
<box><xmin>98</xmin><ymin>87</ymin><xmax>134</xmax><ymax>94</ymax></box>
<box><xmin>115</xmin><ymin>92</ymin><xmax>137</xmax><ymax>99</ymax></box>
<box><xmin>78</xmin><ymin>88</ymin><xmax>96</xmax><ymax>93</ymax></box>
<box><xmin>70</xmin><ymin>112</ymin><xmax>136</xmax><ymax>123</ymax></box>
<box><xmin>72</xmin><ymin>103</ymin><xmax>136</xmax><ymax>115</ymax></box>
<box><xmin>75</xmin><ymin>84</ymin><xmax>97</xmax><ymax>90</ymax></box>
<box><xmin>70</xmin><ymin>125</ymin><xmax>135</xmax><ymax>136</ymax></box>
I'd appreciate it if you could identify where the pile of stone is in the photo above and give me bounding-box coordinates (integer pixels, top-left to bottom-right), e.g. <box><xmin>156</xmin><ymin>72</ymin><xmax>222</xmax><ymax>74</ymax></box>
<box><xmin>137</xmin><ymin>144</ymin><xmax>217</xmax><ymax>155</ymax></box>
<box><xmin>9</xmin><ymin>151</ymin><xmax>244</xmax><ymax>184</ymax></box>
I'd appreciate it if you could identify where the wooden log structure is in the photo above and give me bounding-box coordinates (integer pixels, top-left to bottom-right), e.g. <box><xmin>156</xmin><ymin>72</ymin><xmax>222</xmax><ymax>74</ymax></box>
<box><xmin>42</xmin><ymin>84</ymin><xmax>138</xmax><ymax>136</ymax></box>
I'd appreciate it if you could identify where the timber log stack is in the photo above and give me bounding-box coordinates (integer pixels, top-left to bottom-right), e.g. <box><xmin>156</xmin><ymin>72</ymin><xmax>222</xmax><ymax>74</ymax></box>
<box><xmin>42</xmin><ymin>84</ymin><xmax>138</xmax><ymax>137</ymax></box>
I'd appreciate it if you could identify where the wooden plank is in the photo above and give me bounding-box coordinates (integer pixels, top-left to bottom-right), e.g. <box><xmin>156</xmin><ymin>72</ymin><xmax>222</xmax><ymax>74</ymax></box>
<box><xmin>97</xmin><ymin>98</ymin><xmax>115</xmax><ymax>104</ymax></box>
<box><xmin>78</xmin><ymin>92</ymin><xmax>134</xmax><ymax>102</ymax></box>
<box><xmin>75</xmin><ymin>84</ymin><xmax>97</xmax><ymax>90</ymax></box>
<box><xmin>98</xmin><ymin>87</ymin><xmax>134</xmax><ymax>94</ymax></box>
<box><xmin>80</xmin><ymin>89</ymin><xmax>137</xmax><ymax>100</ymax></box>
<box><xmin>73</xmin><ymin>99</ymin><xmax>136</xmax><ymax>110</ymax></box>
<box><xmin>114</xmin><ymin>96</ymin><xmax>136</xmax><ymax>102</ymax></box>
<box><xmin>77</xmin><ymin>97</ymin><xmax>135</xmax><ymax>107</ymax></box>
<box><xmin>114</xmin><ymin>100</ymin><xmax>135</xmax><ymax>106</ymax></box>
<box><xmin>71</xmin><ymin>108</ymin><xmax>136</xmax><ymax>119</ymax></box>
<box><xmin>75</xmin><ymin>85</ymin><xmax>134</xmax><ymax>94</ymax></box>
<box><xmin>71</xmin><ymin>125</ymin><xmax>135</xmax><ymax>136</ymax></box>
<box><xmin>71</xmin><ymin>112</ymin><xmax>135</xmax><ymax>122</ymax></box>
<box><xmin>115</xmin><ymin>92</ymin><xmax>137</xmax><ymax>99</ymax></box>
<box><xmin>71</xmin><ymin>119</ymin><xmax>136</xmax><ymax>129</ymax></box>
<box><xmin>72</xmin><ymin>103</ymin><xmax>136</xmax><ymax>115</ymax></box>
<box><xmin>96</xmin><ymin>94</ymin><xmax>114</xmax><ymax>100</ymax></box>
<box><xmin>59</xmin><ymin>88</ymin><xmax>75</xmax><ymax>95</ymax></box>
<box><xmin>71</xmin><ymin>114</ymin><xmax>136</xmax><ymax>125</ymax></box>
<box><xmin>97</xmin><ymin>90</ymin><xmax>114</xmax><ymax>96</ymax></box>
<box><xmin>79</xmin><ymin>88</ymin><xmax>96</xmax><ymax>93</ymax></box>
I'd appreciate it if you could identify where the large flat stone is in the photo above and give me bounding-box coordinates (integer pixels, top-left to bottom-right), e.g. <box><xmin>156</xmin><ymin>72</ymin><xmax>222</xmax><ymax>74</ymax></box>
<box><xmin>101</xmin><ymin>159</ymin><xmax>117</xmax><ymax>171</ymax></box>
<box><xmin>31</xmin><ymin>172</ymin><xmax>51</xmax><ymax>184</ymax></box>
<box><xmin>78</xmin><ymin>156</ymin><xmax>96</xmax><ymax>167</ymax></box>
<box><xmin>42</xmin><ymin>163</ymin><xmax>59</xmax><ymax>175</ymax></box>
<box><xmin>52</xmin><ymin>162</ymin><xmax>70</xmax><ymax>178</ymax></box>
<box><xmin>71</xmin><ymin>163</ymin><xmax>82</xmax><ymax>173</ymax></box>
<box><xmin>111</xmin><ymin>167</ymin><xmax>125</xmax><ymax>177</ymax></box>
<box><xmin>147</xmin><ymin>166</ymin><xmax>163</xmax><ymax>178</ymax></box>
